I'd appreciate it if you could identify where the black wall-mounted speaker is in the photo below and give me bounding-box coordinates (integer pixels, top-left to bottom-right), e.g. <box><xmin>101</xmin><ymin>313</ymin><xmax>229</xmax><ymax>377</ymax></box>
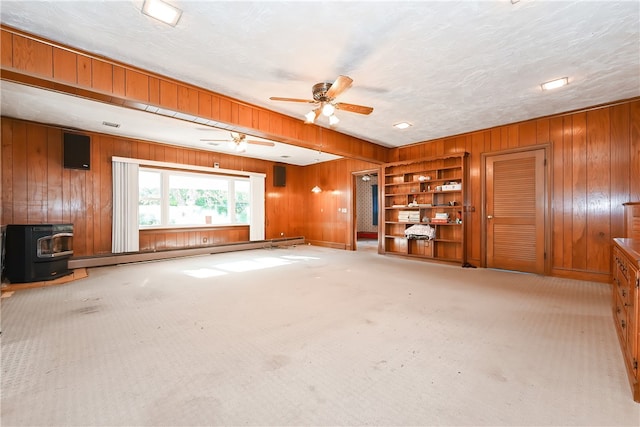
<box><xmin>63</xmin><ymin>132</ymin><xmax>91</xmax><ymax>170</ymax></box>
<box><xmin>273</xmin><ymin>165</ymin><xmax>286</xmax><ymax>187</ymax></box>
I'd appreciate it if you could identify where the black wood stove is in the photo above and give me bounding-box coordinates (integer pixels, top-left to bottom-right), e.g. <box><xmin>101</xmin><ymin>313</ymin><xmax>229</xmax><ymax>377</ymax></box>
<box><xmin>4</xmin><ymin>224</ymin><xmax>74</xmax><ymax>283</ymax></box>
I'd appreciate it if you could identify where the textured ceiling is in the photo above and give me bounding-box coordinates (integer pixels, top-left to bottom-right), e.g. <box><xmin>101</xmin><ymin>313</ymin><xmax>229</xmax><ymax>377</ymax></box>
<box><xmin>1</xmin><ymin>0</ymin><xmax>639</xmax><ymax>158</ymax></box>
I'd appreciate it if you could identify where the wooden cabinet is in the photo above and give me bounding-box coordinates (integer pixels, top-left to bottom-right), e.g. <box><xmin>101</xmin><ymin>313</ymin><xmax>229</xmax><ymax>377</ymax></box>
<box><xmin>623</xmin><ymin>202</ymin><xmax>640</xmax><ymax>239</ymax></box>
<box><xmin>381</xmin><ymin>153</ymin><xmax>468</xmax><ymax>264</ymax></box>
<box><xmin>612</xmin><ymin>238</ymin><xmax>640</xmax><ymax>402</ymax></box>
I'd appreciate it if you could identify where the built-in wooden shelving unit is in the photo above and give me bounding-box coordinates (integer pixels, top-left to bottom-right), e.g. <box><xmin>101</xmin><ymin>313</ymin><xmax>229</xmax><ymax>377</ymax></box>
<box><xmin>381</xmin><ymin>153</ymin><xmax>468</xmax><ymax>265</ymax></box>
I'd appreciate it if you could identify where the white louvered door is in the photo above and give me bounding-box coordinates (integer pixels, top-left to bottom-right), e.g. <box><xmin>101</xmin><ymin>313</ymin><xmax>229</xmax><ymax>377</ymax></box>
<box><xmin>486</xmin><ymin>149</ymin><xmax>546</xmax><ymax>274</ymax></box>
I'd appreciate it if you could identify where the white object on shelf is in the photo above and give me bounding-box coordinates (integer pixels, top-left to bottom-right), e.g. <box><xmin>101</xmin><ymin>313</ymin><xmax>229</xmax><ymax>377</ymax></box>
<box><xmin>442</xmin><ymin>183</ymin><xmax>461</xmax><ymax>191</ymax></box>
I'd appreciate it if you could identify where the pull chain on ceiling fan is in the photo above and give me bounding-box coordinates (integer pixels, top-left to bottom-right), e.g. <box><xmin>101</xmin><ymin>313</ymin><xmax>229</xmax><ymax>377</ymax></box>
<box><xmin>270</xmin><ymin>75</ymin><xmax>373</xmax><ymax>125</ymax></box>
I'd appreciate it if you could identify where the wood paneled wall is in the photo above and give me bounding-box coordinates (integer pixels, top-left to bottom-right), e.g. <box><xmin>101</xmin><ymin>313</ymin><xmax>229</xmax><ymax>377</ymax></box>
<box><xmin>2</xmin><ymin>100</ymin><xmax>637</xmax><ymax>281</ymax></box>
<box><xmin>1</xmin><ymin>117</ymin><xmax>304</xmax><ymax>257</ymax></box>
<box><xmin>0</xmin><ymin>25</ymin><xmax>388</xmax><ymax>164</ymax></box>
<box><xmin>139</xmin><ymin>226</ymin><xmax>249</xmax><ymax>252</ymax></box>
<box><xmin>388</xmin><ymin>99</ymin><xmax>640</xmax><ymax>282</ymax></box>
<box><xmin>303</xmin><ymin>158</ymin><xmax>380</xmax><ymax>249</ymax></box>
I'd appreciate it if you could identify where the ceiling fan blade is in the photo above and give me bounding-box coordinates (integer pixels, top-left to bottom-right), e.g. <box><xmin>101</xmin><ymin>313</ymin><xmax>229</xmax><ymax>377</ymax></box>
<box><xmin>247</xmin><ymin>140</ymin><xmax>275</xmax><ymax>147</ymax></box>
<box><xmin>335</xmin><ymin>102</ymin><xmax>374</xmax><ymax>115</ymax></box>
<box><xmin>269</xmin><ymin>97</ymin><xmax>316</xmax><ymax>103</ymax></box>
<box><xmin>326</xmin><ymin>75</ymin><xmax>353</xmax><ymax>99</ymax></box>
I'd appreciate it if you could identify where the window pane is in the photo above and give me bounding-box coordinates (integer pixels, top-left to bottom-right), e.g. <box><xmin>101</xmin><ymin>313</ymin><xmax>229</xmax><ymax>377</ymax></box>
<box><xmin>168</xmin><ymin>174</ymin><xmax>229</xmax><ymax>225</ymax></box>
<box><xmin>139</xmin><ymin>170</ymin><xmax>161</xmax><ymax>226</ymax></box>
<box><xmin>235</xmin><ymin>180</ymin><xmax>250</xmax><ymax>224</ymax></box>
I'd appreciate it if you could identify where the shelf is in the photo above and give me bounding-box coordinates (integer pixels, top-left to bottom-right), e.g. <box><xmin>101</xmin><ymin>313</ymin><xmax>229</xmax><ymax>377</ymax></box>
<box><xmin>386</xmin><ymin>191</ymin><xmax>462</xmax><ymax>196</ymax></box>
<box><xmin>384</xmin><ymin>176</ymin><xmax>462</xmax><ymax>184</ymax></box>
<box><xmin>384</xmin><ymin>234</ymin><xmax>461</xmax><ymax>241</ymax></box>
<box><xmin>385</xmin><ymin>206</ymin><xmax>461</xmax><ymax>210</ymax></box>
<box><xmin>385</xmin><ymin>192</ymin><xmax>426</xmax><ymax>197</ymax></box>
<box><xmin>382</xmin><ymin>153</ymin><xmax>468</xmax><ymax>265</ymax></box>
<box><xmin>385</xmin><ymin>221</ymin><xmax>462</xmax><ymax>225</ymax></box>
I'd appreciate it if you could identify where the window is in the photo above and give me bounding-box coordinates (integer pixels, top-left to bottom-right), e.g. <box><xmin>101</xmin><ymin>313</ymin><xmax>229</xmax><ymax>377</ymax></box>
<box><xmin>139</xmin><ymin>170</ymin><xmax>162</xmax><ymax>226</ymax></box>
<box><xmin>139</xmin><ymin>167</ymin><xmax>251</xmax><ymax>228</ymax></box>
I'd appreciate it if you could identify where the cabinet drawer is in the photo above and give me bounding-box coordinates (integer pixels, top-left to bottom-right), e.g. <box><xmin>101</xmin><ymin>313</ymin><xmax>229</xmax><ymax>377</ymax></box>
<box><xmin>617</xmin><ymin>279</ymin><xmax>632</xmax><ymax>308</ymax></box>
<box><xmin>614</xmin><ymin>292</ymin><xmax>628</xmax><ymax>342</ymax></box>
<box><xmin>614</xmin><ymin>252</ymin><xmax>632</xmax><ymax>307</ymax></box>
<box><xmin>615</xmin><ymin>250</ymin><xmax>630</xmax><ymax>282</ymax></box>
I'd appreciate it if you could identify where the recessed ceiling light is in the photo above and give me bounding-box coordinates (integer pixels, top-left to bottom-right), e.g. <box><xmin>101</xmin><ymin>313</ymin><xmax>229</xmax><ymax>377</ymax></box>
<box><xmin>541</xmin><ymin>77</ymin><xmax>568</xmax><ymax>91</ymax></box>
<box><xmin>141</xmin><ymin>0</ymin><xmax>182</xmax><ymax>27</ymax></box>
<box><xmin>393</xmin><ymin>122</ymin><xmax>412</xmax><ymax>130</ymax></box>
<box><xmin>102</xmin><ymin>121</ymin><xmax>120</xmax><ymax>128</ymax></box>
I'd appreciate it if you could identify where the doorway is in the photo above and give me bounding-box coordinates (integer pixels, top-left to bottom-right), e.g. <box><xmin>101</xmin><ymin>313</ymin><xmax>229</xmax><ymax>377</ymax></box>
<box><xmin>482</xmin><ymin>147</ymin><xmax>550</xmax><ymax>274</ymax></box>
<box><xmin>352</xmin><ymin>170</ymin><xmax>380</xmax><ymax>252</ymax></box>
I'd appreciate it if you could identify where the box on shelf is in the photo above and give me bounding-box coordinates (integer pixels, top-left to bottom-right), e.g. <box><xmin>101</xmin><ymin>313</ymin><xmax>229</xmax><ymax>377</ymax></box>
<box><xmin>442</xmin><ymin>183</ymin><xmax>462</xmax><ymax>191</ymax></box>
<box><xmin>430</xmin><ymin>218</ymin><xmax>449</xmax><ymax>224</ymax></box>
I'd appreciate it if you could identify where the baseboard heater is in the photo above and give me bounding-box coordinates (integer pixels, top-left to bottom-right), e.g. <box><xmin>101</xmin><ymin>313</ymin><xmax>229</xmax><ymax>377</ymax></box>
<box><xmin>68</xmin><ymin>237</ymin><xmax>305</xmax><ymax>269</ymax></box>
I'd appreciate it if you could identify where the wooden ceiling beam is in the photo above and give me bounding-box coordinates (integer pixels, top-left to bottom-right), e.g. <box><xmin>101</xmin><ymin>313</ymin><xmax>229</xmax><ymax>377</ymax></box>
<box><xmin>0</xmin><ymin>25</ymin><xmax>389</xmax><ymax>164</ymax></box>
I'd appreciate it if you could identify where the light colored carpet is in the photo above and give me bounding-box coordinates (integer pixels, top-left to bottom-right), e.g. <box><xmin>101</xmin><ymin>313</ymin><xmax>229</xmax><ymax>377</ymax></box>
<box><xmin>1</xmin><ymin>245</ymin><xmax>639</xmax><ymax>426</ymax></box>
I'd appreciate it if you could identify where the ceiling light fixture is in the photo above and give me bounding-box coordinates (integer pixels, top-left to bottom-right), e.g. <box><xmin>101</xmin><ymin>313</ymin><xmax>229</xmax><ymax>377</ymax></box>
<box><xmin>541</xmin><ymin>77</ymin><xmax>568</xmax><ymax>91</ymax></box>
<box><xmin>311</xmin><ymin>185</ymin><xmax>322</xmax><ymax>193</ymax></box>
<box><xmin>321</xmin><ymin>103</ymin><xmax>335</xmax><ymax>117</ymax></box>
<box><xmin>305</xmin><ymin>104</ymin><xmax>340</xmax><ymax>126</ymax></box>
<box><xmin>102</xmin><ymin>121</ymin><xmax>120</xmax><ymax>128</ymax></box>
<box><xmin>141</xmin><ymin>0</ymin><xmax>182</xmax><ymax>27</ymax></box>
<box><xmin>393</xmin><ymin>122</ymin><xmax>412</xmax><ymax>129</ymax></box>
<box><xmin>236</xmin><ymin>139</ymin><xmax>248</xmax><ymax>152</ymax></box>
<box><xmin>362</xmin><ymin>174</ymin><xmax>371</xmax><ymax>182</ymax></box>
<box><xmin>305</xmin><ymin>110</ymin><xmax>318</xmax><ymax>124</ymax></box>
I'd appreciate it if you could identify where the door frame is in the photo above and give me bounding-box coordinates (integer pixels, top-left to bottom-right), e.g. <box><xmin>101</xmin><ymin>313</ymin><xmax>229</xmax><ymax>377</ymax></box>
<box><xmin>480</xmin><ymin>144</ymin><xmax>552</xmax><ymax>274</ymax></box>
<box><xmin>351</xmin><ymin>168</ymin><xmax>383</xmax><ymax>252</ymax></box>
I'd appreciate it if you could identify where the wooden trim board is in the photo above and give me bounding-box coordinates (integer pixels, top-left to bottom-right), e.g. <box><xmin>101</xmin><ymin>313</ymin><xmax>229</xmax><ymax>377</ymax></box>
<box><xmin>1</xmin><ymin>268</ymin><xmax>88</xmax><ymax>292</ymax></box>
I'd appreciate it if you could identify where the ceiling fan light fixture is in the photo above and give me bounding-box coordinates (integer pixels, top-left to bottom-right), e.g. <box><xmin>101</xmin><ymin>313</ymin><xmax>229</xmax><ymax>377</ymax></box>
<box><xmin>322</xmin><ymin>103</ymin><xmax>336</xmax><ymax>117</ymax></box>
<box><xmin>304</xmin><ymin>110</ymin><xmax>317</xmax><ymax>123</ymax></box>
<box><xmin>541</xmin><ymin>77</ymin><xmax>568</xmax><ymax>91</ymax></box>
<box><xmin>236</xmin><ymin>140</ymin><xmax>248</xmax><ymax>152</ymax></box>
<box><xmin>329</xmin><ymin>114</ymin><xmax>340</xmax><ymax>126</ymax></box>
<box><xmin>141</xmin><ymin>0</ymin><xmax>182</xmax><ymax>26</ymax></box>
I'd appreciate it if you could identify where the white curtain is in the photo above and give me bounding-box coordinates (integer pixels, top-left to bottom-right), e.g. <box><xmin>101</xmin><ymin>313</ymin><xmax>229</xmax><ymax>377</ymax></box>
<box><xmin>112</xmin><ymin>160</ymin><xmax>140</xmax><ymax>253</ymax></box>
<box><xmin>249</xmin><ymin>175</ymin><xmax>265</xmax><ymax>241</ymax></box>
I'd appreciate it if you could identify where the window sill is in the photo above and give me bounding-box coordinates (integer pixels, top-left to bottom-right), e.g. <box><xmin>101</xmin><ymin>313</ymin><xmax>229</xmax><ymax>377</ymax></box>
<box><xmin>139</xmin><ymin>224</ymin><xmax>249</xmax><ymax>231</ymax></box>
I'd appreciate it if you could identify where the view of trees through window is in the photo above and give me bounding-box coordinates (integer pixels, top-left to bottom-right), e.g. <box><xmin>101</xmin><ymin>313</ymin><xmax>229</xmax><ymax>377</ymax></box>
<box><xmin>139</xmin><ymin>168</ymin><xmax>250</xmax><ymax>227</ymax></box>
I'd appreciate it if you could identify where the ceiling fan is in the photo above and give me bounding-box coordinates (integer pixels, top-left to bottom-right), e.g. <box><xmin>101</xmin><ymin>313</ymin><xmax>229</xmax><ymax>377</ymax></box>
<box><xmin>199</xmin><ymin>132</ymin><xmax>275</xmax><ymax>153</ymax></box>
<box><xmin>270</xmin><ymin>75</ymin><xmax>373</xmax><ymax>125</ymax></box>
